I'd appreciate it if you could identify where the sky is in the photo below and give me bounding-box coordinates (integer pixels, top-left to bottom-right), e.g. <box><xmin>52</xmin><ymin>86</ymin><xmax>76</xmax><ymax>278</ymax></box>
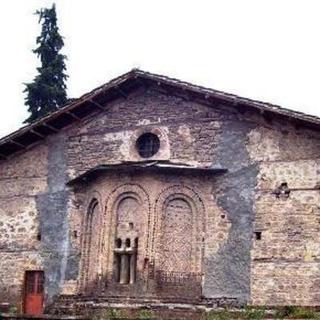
<box><xmin>0</xmin><ymin>0</ymin><xmax>320</xmax><ymax>138</ymax></box>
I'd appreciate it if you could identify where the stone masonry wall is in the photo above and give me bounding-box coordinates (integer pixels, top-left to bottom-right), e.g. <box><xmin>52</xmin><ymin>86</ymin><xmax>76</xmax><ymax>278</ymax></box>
<box><xmin>65</xmin><ymin>88</ymin><xmax>223</xmax><ymax>177</ymax></box>
<box><xmin>63</xmin><ymin>88</ymin><xmax>255</xmax><ymax>303</ymax></box>
<box><xmin>1</xmin><ymin>85</ymin><xmax>320</xmax><ymax>310</ymax></box>
<box><xmin>0</xmin><ymin>145</ymin><xmax>47</xmax><ymax>309</ymax></box>
<box><xmin>248</xmin><ymin>123</ymin><xmax>320</xmax><ymax>306</ymax></box>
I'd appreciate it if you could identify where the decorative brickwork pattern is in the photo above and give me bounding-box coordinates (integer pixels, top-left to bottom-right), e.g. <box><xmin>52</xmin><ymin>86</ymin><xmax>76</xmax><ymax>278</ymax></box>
<box><xmin>161</xmin><ymin>198</ymin><xmax>193</xmax><ymax>272</ymax></box>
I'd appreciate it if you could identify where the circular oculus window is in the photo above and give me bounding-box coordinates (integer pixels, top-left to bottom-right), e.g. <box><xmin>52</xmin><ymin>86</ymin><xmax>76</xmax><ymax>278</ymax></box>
<box><xmin>136</xmin><ymin>132</ymin><xmax>160</xmax><ymax>158</ymax></box>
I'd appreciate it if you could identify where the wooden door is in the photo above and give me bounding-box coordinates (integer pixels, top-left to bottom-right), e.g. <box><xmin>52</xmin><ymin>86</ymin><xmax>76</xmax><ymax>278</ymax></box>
<box><xmin>24</xmin><ymin>271</ymin><xmax>44</xmax><ymax>315</ymax></box>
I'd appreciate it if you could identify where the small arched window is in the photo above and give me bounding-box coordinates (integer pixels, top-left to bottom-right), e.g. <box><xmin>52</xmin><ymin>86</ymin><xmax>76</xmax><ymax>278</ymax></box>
<box><xmin>116</xmin><ymin>238</ymin><xmax>122</xmax><ymax>248</ymax></box>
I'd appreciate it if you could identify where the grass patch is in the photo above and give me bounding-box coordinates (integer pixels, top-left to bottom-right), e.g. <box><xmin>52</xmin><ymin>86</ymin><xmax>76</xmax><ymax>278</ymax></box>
<box><xmin>274</xmin><ymin>306</ymin><xmax>320</xmax><ymax>319</ymax></box>
<box><xmin>202</xmin><ymin>309</ymin><xmax>232</xmax><ymax>320</ymax></box>
<box><xmin>243</xmin><ymin>306</ymin><xmax>265</xmax><ymax>320</ymax></box>
<box><xmin>92</xmin><ymin>306</ymin><xmax>320</xmax><ymax>320</ymax></box>
<box><xmin>136</xmin><ymin>309</ymin><xmax>154</xmax><ymax>319</ymax></box>
<box><xmin>201</xmin><ymin>307</ymin><xmax>265</xmax><ymax>320</ymax></box>
<box><xmin>93</xmin><ymin>307</ymin><xmax>127</xmax><ymax>320</ymax></box>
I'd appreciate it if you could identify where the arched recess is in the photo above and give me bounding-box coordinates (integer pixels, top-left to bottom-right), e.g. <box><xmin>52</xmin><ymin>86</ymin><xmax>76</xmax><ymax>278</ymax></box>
<box><xmin>161</xmin><ymin>196</ymin><xmax>193</xmax><ymax>272</ymax></box>
<box><xmin>103</xmin><ymin>184</ymin><xmax>151</xmax><ymax>287</ymax></box>
<box><xmin>79</xmin><ymin>195</ymin><xmax>103</xmax><ymax>292</ymax></box>
<box><xmin>153</xmin><ymin>185</ymin><xmax>205</xmax><ymax>281</ymax></box>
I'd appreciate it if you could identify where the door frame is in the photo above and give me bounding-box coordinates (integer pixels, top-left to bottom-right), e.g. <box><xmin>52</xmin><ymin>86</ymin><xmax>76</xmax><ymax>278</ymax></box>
<box><xmin>23</xmin><ymin>270</ymin><xmax>45</xmax><ymax>315</ymax></box>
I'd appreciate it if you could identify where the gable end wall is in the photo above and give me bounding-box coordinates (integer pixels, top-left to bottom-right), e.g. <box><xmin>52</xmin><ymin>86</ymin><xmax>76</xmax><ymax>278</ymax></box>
<box><xmin>0</xmin><ymin>87</ymin><xmax>320</xmax><ymax>309</ymax></box>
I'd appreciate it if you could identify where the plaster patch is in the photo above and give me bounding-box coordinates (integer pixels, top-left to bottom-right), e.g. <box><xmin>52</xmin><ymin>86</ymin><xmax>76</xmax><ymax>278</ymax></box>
<box><xmin>247</xmin><ymin>127</ymin><xmax>281</xmax><ymax>162</ymax></box>
<box><xmin>177</xmin><ymin>125</ymin><xmax>195</xmax><ymax>144</ymax></box>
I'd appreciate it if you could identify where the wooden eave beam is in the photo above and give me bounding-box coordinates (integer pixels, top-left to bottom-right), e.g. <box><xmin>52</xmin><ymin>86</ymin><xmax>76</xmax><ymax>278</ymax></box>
<box><xmin>237</xmin><ymin>106</ymin><xmax>247</xmax><ymax>115</ymax></box>
<box><xmin>114</xmin><ymin>85</ymin><xmax>128</xmax><ymax>99</ymax></box>
<box><xmin>30</xmin><ymin>129</ymin><xmax>45</xmax><ymax>139</ymax></box>
<box><xmin>88</xmin><ymin>99</ymin><xmax>105</xmax><ymax>111</ymax></box>
<box><xmin>0</xmin><ymin>153</ymin><xmax>7</xmax><ymax>160</ymax></box>
<box><xmin>262</xmin><ymin>110</ymin><xmax>273</xmax><ymax>124</ymax></box>
<box><xmin>43</xmin><ymin>123</ymin><xmax>59</xmax><ymax>133</ymax></box>
<box><xmin>9</xmin><ymin>140</ymin><xmax>26</xmax><ymax>149</ymax></box>
<box><xmin>66</xmin><ymin>111</ymin><xmax>81</xmax><ymax>121</ymax></box>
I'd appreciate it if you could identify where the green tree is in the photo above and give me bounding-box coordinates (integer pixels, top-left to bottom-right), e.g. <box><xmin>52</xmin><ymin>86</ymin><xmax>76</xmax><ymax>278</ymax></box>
<box><xmin>24</xmin><ymin>3</ymin><xmax>68</xmax><ymax>123</ymax></box>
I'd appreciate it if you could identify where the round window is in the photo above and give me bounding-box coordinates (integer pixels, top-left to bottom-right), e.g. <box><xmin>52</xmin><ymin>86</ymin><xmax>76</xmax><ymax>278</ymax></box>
<box><xmin>136</xmin><ymin>133</ymin><xmax>160</xmax><ymax>158</ymax></box>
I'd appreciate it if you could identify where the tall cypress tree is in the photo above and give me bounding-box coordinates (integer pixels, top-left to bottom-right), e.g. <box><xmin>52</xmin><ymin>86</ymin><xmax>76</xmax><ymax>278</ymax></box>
<box><xmin>24</xmin><ymin>4</ymin><xmax>68</xmax><ymax>123</ymax></box>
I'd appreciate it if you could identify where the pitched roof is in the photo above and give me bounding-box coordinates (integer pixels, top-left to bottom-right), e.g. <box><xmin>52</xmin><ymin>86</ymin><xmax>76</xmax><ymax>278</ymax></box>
<box><xmin>0</xmin><ymin>69</ymin><xmax>319</xmax><ymax>160</ymax></box>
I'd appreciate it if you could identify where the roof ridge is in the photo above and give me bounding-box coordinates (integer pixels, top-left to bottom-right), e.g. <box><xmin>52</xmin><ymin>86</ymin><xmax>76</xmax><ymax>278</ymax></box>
<box><xmin>135</xmin><ymin>69</ymin><xmax>320</xmax><ymax>124</ymax></box>
<box><xmin>0</xmin><ymin>69</ymin><xmax>319</xmax><ymax>159</ymax></box>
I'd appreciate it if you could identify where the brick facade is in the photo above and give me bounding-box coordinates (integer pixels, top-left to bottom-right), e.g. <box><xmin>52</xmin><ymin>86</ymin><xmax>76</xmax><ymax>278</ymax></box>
<box><xmin>1</xmin><ymin>74</ymin><xmax>320</xmax><ymax>312</ymax></box>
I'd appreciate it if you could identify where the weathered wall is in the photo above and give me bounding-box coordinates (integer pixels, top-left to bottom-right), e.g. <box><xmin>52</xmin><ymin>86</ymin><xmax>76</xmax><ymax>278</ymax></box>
<box><xmin>65</xmin><ymin>88</ymin><xmax>221</xmax><ymax>177</ymax></box>
<box><xmin>248</xmin><ymin>124</ymin><xmax>320</xmax><ymax>306</ymax></box>
<box><xmin>36</xmin><ymin>134</ymin><xmax>71</xmax><ymax>304</ymax></box>
<box><xmin>75</xmin><ymin>171</ymin><xmax>214</xmax><ymax>301</ymax></box>
<box><xmin>0</xmin><ymin>135</ymin><xmax>76</xmax><ymax>309</ymax></box>
<box><xmin>1</xmin><ymin>85</ymin><xmax>320</xmax><ymax>310</ymax></box>
<box><xmin>64</xmin><ymin>88</ymin><xmax>255</xmax><ymax>302</ymax></box>
<box><xmin>203</xmin><ymin>119</ymin><xmax>257</xmax><ymax>303</ymax></box>
<box><xmin>0</xmin><ymin>145</ymin><xmax>47</xmax><ymax>308</ymax></box>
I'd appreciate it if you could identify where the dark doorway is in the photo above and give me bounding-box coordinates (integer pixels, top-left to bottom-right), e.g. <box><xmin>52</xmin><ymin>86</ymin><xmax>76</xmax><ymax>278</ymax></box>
<box><xmin>24</xmin><ymin>271</ymin><xmax>44</xmax><ymax>315</ymax></box>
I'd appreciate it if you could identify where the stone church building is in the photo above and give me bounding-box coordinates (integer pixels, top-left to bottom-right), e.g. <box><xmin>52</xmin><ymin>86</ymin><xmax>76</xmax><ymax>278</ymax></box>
<box><xmin>1</xmin><ymin>69</ymin><xmax>320</xmax><ymax>315</ymax></box>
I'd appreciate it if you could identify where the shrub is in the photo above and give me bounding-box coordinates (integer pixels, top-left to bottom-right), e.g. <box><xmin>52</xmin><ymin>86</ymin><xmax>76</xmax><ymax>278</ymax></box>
<box><xmin>8</xmin><ymin>306</ymin><xmax>18</xmax><ymax>314</ymax></box>
<box><xmin>137</xmin><ymin>308</ymin><xmax>154</xmax><ymax>319</ymax></box>
<box><xmin>243</xmin><ymin>306</ymin><xmax>265</xmax><ymax>320</ymax></box>
<box><xmin>290</xmin><ymin>307</ymin><xmax>320</xmax><ymax>319</ymax></box>
<box><xmin>202</xmin><ymin>309</ymin><xmax>232</xmax><ymax>320</ymax></box>
<box><xmin>93</xmin><ymin>307</ymin><xmax>125</xmax><ymax>320</ymax></box>
<box><xmin>274</xmin><ymin>306</ymin><xmax>320</xmax><ymax>319</ymax></box>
